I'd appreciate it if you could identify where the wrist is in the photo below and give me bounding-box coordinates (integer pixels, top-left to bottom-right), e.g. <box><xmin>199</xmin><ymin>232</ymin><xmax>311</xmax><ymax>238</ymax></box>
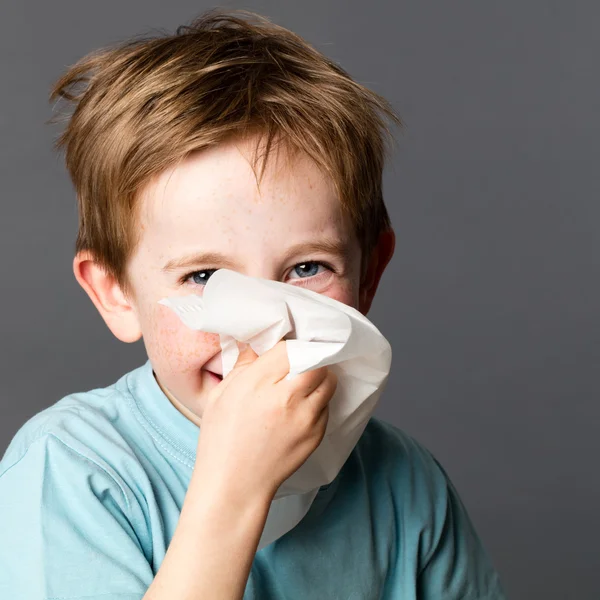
<box><xmin>188</xmin><ymin>463</ymin><xmax>275</xmax><ymax>515</ymax></box>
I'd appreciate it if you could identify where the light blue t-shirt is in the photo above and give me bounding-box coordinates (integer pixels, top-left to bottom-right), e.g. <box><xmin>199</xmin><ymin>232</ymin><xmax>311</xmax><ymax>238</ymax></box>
<box><xmin>0</xmin><ymin>359</ymin><xmax>506</xmax><ymax>599</ymax></box>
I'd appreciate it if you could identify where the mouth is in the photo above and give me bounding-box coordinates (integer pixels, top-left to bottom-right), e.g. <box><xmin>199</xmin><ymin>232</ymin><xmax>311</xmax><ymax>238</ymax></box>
<box><xmin>207</xmin><ymin>370</ymin><xmax>223</xmax><ymax>382</ymax></box>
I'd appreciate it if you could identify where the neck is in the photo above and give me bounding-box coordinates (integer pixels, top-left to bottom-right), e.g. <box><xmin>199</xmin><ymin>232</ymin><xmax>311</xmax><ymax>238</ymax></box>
<box><xmin>153</xmin><ymin>371</ymin><xmax>203</xmax><ymax>428</ymax></box>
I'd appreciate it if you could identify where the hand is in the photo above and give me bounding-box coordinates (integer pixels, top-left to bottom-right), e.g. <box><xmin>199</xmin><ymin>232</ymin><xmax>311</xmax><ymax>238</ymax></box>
<box><xmin>192</xmin><ymin>340</ymin><xmax>337</xmax><ymax>502</ymax></box>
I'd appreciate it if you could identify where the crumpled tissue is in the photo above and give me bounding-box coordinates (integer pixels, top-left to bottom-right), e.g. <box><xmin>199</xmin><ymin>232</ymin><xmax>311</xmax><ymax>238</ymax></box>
<box><xmin>158</xmin><ymin>268</ymin><xmax>392</xmax><ymax>550</ymax></box>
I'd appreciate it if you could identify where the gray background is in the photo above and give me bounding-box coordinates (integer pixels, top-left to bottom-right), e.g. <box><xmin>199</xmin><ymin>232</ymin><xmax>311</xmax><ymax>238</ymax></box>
<box><xmin>1</xmin><ymin>1</ymin><xmax>598</xmax><ymax>598</ymax></box>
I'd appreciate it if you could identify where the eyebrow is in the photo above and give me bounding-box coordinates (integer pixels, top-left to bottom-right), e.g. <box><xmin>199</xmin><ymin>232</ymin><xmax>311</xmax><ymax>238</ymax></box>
<box><xmin>161</xmin><ymin>238</ymin><xmax>353</xmax><ymax>273</ymax></box>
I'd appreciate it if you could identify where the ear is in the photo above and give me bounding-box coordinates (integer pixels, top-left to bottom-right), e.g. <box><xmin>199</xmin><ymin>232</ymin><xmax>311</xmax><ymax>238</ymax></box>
<box><xmin>358</xmin><ymin>228</ymin><xmax>396</xmax><ymax>316</ymax></box>
<box><xmin>73</xmin><ymin>251</ymin><xmax>142</xmax><ymax>343</ymax></box>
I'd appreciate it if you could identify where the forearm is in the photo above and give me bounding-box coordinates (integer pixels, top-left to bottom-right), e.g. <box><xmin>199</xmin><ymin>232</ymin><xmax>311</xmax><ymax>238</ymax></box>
<box><xmin>143</xmin><ymin>481</ymin><xmax>272</xmax><ymax>600</ymax></box>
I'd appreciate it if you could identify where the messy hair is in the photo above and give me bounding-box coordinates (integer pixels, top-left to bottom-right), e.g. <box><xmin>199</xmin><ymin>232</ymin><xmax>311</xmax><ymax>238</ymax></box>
<box><xmin>49</xmin><ymin>8</ymin><xmax>402</xmax><ymax>300</ymax></box>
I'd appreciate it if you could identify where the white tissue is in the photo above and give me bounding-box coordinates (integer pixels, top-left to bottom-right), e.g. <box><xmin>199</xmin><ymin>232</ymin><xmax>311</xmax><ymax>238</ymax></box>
<box><xmin>158</xmin><ymin>268</ymin><xmax>392</xmax><ymax>550</ymax></box>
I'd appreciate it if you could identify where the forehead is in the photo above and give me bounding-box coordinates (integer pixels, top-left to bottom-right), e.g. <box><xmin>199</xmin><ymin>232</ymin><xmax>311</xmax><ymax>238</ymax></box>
<box><xmin>137</xmin><ymin>138</ymin><xmax>350</xmax><ymax>240</ymax></box>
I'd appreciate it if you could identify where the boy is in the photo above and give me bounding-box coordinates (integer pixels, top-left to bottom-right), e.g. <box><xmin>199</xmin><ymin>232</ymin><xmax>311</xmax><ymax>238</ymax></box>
<box><xmin>0</xmin><ymin>9</ymin><xmax>506</xmax><ymax>600</ymax></box>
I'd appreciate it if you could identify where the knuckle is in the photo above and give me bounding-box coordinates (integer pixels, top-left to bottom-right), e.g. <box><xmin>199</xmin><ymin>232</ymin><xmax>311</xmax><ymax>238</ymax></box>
<box><xmin>299</xmin><ymin>406</ymin><xmax>318</xmax><ymax>431</ymax></box>
<box><xmin>276</xmin><ymin>387</ymin><xmax>296</xmax><ymax>411</ymax></box>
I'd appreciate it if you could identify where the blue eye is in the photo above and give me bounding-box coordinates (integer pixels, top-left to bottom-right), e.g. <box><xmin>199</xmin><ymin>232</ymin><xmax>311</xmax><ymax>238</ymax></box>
<box><xmin>180</xmin><ymin>261</ymin><xmax>333</xmax><ymax>287</ymax></box>
<box><xmin>181</xmin><ymin>269</ymin><xmax>217</xmax><ymax>286</ymax></box>
<box><xmin>289</xmin><ymin>262</ymin><xmax>326</xmax><ymax>279</ymax></box>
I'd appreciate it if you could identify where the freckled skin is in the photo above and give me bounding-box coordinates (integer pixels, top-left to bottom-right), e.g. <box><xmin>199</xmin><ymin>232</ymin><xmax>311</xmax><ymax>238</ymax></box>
<box><xmin>111</xmin><ymin>136</ymin><xmax>382</xmax><ymax>425</ymax></box>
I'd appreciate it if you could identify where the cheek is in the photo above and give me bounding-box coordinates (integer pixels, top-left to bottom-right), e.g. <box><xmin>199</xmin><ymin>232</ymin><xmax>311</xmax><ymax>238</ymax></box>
<box><xmin>143</xmin><ymin>306</ymin><xmax>221</xmax><ymax>373</ymax></box>
<box><xmin>326</xmin><ymin>279</ymin><xmax>359</xmax><ymax>309</ymax></box>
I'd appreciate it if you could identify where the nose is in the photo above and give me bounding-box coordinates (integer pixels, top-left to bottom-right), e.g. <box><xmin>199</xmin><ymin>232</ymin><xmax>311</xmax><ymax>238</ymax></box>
<box><xmin>238</xmin><ymin>264</ymin><xmax>282</xmax><ymax>283</ymax></box>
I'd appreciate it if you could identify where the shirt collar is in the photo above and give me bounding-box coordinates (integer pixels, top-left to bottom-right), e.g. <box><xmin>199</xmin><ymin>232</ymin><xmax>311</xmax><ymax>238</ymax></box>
<box><xmin>127</xmin><ymin>358</ymin><xmax>200</xmax><ymax>463</ymax></box>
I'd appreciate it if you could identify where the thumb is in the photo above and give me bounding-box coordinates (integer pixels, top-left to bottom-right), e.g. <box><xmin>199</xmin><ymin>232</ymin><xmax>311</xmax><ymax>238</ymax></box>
<box><xmin>233</xmin><ymin>342</ymin><xmax>259</xmax><ymax>368</ymax></box>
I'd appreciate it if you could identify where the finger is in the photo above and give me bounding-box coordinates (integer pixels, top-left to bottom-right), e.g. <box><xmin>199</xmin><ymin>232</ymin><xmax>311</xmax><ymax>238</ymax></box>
<box><xmin>255</xmin><ymin>340</ymin><xmax>292</xmax><ymax>382</ymax></box>
<box><xmin>303</xmin><ymin>401</ymin><xmax>330</xmax><ymax>449</ymax></box>
<box><xmin>306</xmin><ymin>370</ymin><xmax>338</xmax><ymax>413</ymax></box>
<box><xmin>233</xmin><ymin>342</ymin><xmax>259</xmax><ymax>368</ymax></box>
<box><xmin>284</xmin><ymin>364</ymin><xmax>329</xmax><ymax>395</ymax></box>
<box><xmin>213</xmin><ymin>343</ymin><xmax>258</xmax><ymax>395</ymax></box>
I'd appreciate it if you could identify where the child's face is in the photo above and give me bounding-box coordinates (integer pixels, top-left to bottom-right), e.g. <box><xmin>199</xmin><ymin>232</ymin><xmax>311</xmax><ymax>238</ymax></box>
<box><xmin>125</xmin><ymin>136</ymin><xmax>364</xmax><ymax>424</ymax></box>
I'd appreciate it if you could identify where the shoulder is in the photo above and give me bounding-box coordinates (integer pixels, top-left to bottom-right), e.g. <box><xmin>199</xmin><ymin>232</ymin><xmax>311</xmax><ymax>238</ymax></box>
<box><xmin>357</xmin><ymin>416</ymin><xmax>448</xmax><ymax>493</ymax></box>
<box><xmin>355</xmin><ymin>416</ymin><xmax>460</xmax><ymax>555</ymax></box>
<box><xmin>0</xmin><ymin>375</ymin><xmax>155</xmax><ymax>545</ymax></box>
<box><xmin>356</xmin><ymin>418</ymin><xmax>507</xmax><ymax>599</ymax></box>
<box><xmin>0</xmin><ymin>385</ymin><xmax>157</xmax><ymax>598</ymax></box>
<box><xmin>359</xmin><ymin>414</ymin><xmax>429</xmax><ymax>455</ymax></box>
<box><xmin>0</xmin><ymin>374</ymin><xmax>145</xmax><ymax>505</ymax></box>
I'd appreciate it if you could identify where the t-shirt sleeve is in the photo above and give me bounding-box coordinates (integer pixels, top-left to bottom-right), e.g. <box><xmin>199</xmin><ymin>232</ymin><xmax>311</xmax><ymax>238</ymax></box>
<box><xmin>0</xmin><ymin>432</ymin><xmax>154</xmax><ymax>600</ymax></box>
<box><xmin>416</xmin><ymin>452</ymin><xmax>508</xmax><ymax>600</ymax></box>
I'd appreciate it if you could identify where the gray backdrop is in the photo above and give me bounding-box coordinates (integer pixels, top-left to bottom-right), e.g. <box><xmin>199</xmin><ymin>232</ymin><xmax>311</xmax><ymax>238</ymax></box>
<box><xmin>1</xmin><ymin>2</ymin><xmax>598</xmax><ymax>599</ymax></box>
